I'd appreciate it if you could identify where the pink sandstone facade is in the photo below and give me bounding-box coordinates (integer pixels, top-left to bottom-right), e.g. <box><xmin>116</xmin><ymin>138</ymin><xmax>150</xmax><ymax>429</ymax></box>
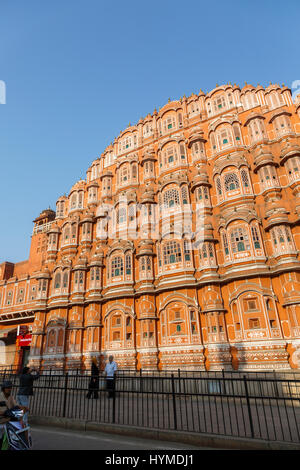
<box><xmin>2</xmin><ymin>82</ymin><xmax>300</xmax><ymax>372</ymax></box>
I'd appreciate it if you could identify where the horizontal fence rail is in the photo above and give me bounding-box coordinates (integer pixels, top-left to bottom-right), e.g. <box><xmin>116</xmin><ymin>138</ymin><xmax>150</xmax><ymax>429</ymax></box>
<box><xmin>1</xmin><ymin>370</ymin><xmax>300</xmax><ymax>444</ymax></box>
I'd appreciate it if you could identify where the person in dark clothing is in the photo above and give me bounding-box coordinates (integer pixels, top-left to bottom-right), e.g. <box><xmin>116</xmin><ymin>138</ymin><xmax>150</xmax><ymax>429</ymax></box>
<box><xmin>17</xmin><ymin>367</ymin><xmax>40</xmax><ymax>426</ymax></box>
<box><xmin>86</xmin><ymin>358</ymin><xmax>99</xmax><ymax>399</ymax></box>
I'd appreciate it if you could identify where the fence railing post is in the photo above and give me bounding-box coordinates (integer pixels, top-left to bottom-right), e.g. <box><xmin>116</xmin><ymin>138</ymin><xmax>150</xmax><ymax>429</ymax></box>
<box><xmin>62</xmin><ymin>372</ymin><xmax>69</xmax><ymax>418</ymax></box>
<box><xmin>140</xmin><ymin>368</ymin><xmax>143</xmax><ymax>393</ymax></box>
<box><xmin>171</xmin><ymin>373</ymin><xmax>177</xmax><ymax>430</ymax></box>
<box><xmin>243</xmin><ymin>375</ymin><xmax>254</xmax><ymax>438</ymax></box>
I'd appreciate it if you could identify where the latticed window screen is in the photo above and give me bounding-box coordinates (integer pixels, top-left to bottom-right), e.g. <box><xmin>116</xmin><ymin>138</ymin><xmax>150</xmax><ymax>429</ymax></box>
<box><xmin>216</xmin><ymin>177</ymin><xmax>222</xmax><ymax>196</ymax></box>
<box><xmin>132</xmin><ymin>164</ymin><xmax>137</xmax><ymax>179</ymax></box>
<box><xmin>222</xmin><ymin>233</ymin><xmax>229</xmax><ymax>255</ymax></box>
<box><xmin>125</xmin><ymin>254</ymin><xmax>131</xmax><ymax>275</ymax></box>
<box><xmin>181</xmin><ymin>186</ymin><xmax>189</xmax><ymax>204</ymax></box>
<box><xmin>208</xmin><ymin>243</ymin><xmax>214</xmax><ymax>258</ymax></box>
<box><xmin>251</xmin><ymin>226</ymin><xmax>261</xmax><ymax>249</ymax></box>
<box><xmin>218</xmin><ymin>128</ymin><xmax>232</xmax><ymax>147</ymax></box>
<box><xmin>54</xmin><ymin>273</ymin><xmax>61</xmax><ymax>289</ymax></box>
<box><xmin>111</xmin><ymin>256</ymin><xmax>124</xmax><ymax>277</ymax></box>
<box><xmin>163</xmin><ymin>188</ymin><xmax>180</xmax><ymax>207</ymax></box>
<box><xmin>179</xmin><ymin>143</ymin><xmax>186</xmax><ymax>159</ymax></box>
<box><xmin>163</xmin><ymin>241</ymin><xmax>182</xmax><ymax>264</ymax></box>
<box><xmin>286</xmin><ymin>157</ymin><xmax>300</xmax><ymax>179</ymax></box>
<box><xmin>224</xmin><ymin>173</ymin><xmax>239</xmax><ymax>191</ymax></box>
<box><xmin>121</xmin><ymin>165</ymin><xmax>129</xmax><ymax>182</ymax></box>
<box><xmin>249</xmin><ymin>119</ymin><xmax>265</xmax><ymax>142</ymax></box>
<box><xmin>285</xmin><ymin>226</ymin><xmax>292</xmax><ymax>244</ymax></box>
<box><xmin>63</xmin><ymin>272</ymin><xmax>68</xmax><ymax>288</ymax></box>
<box><xmin>213</xmin><ymin>95</ymin><xmax>226</xmax><ymax>113</ymax></box>
<box><xmin>140</xmin><ymin>258</ymin><xmax>146</xmax><ymax>271</ymax></box>
<box><xmin>163</xmin><ymin>116</ymin><xmax>176</xmax><ymax>133</ymax></box>
<box><xmin>128</xmin><ymin>204</ymin><xmax>136</xmax><ymax>222</ymax></box>
<box><xmin>71</xmin><ymin>224</ymin><xmax>77</xmax><ymax>239</ymax></box>
<box><xmin>241</xmin><ymin>169</ymin><xmax>250</xmax><ymax>188</ymax></box>
<box><xmin>233</xmin><ymin>124</ymin><xmax>242</xmax><ymax>142</ymax></box>
<box><xmin>274</xmin><ymin>115</ymin><xmax>292</xmax><ymax>135</ymax></box>
<box><xmin>197</xmin><ymin>186</ymin><xmax>209</xmax><ymax>201</ymax></box>
<box><xmin>117</xmin><ymin>207</ymin><xmax>126</xmax><ymax>224</ymax></box>
<box><xmin>230</xmin><ymin>227</ymin><xmax>250</xmax><ymax>253</ymax></box>
<box><xmin>184</xmin><ymin>240</ymin><xmax>191</xmax><ymax>260</ymax></box>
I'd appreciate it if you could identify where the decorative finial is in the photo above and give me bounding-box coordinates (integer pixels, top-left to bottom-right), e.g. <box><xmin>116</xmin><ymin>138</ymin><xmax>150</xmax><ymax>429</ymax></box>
<box><xmin>168</xmin><ymin>97</ymin><xmax>171</xmax><ymax>102</ymax></box>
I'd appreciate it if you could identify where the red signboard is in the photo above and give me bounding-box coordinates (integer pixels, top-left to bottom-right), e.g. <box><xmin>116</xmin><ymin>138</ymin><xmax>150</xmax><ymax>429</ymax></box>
<box><xmin>18</xmin><ymin>334</ymin><xmax>32</xmax><ymax>347</ymax></box>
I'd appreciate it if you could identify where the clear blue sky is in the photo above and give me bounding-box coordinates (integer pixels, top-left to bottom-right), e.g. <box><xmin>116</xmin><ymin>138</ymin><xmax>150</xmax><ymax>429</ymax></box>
<box><xmin>0</xmin><ymin>0</ymin><xmax>299</xmax><ymax>263</ymax></box>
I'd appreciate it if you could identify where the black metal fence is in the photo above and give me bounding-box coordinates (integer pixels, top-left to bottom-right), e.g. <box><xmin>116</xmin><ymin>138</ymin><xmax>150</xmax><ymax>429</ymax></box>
<box><xmin>1</xmin><ymin>370</ymin><xmax>300</xmax><ymax>444</ymax></box>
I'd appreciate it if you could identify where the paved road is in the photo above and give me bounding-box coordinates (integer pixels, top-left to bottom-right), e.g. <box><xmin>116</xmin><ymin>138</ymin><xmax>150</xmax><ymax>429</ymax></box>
<box><xmin>30</xmin><ymin>425</ymin><xmax>210</xmax><ymax>450</ymax></box>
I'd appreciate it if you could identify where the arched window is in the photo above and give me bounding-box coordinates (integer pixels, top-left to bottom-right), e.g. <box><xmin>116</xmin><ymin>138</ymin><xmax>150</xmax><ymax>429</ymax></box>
<box><xmin>181</xmin><ymin>186</ymin><xmax>189</xmax><ymax>205</ymax></box>
<box><xmin>163</xmin><ymin>241</ymin><xmax>182</xmax><ymax>265</ymax></box>
<box><xmin>162</xmin><ymin>115</ymin><xmax>176</xmax><ymax>133</ymax></box>
<box><xmin>224</xmin><ymin>173</ymin><xmax>239</xmax><ymax>191</ymax></box>
<box><xmin>230</xmin><ymin>227</ymin><xmax>250</xmax><ymax>253</ymax></box>
<box><xmin>111</xmin><ymin>256</ymin><xmax>124</xmax><ymax>277</ymax></box>
<box><xmin>125</xmin><ymin>254</ymin><xmax>131</xmax><ymax>275</ymax></box>
<box><xmin>251</xmin><ymin>226</ymin><xmax>261</xmax><ymax>249</ymax></box>
<box><xmin>117</xmin><ymin>207</ymin><xmax>127</xmax><ymax>225</ymax></box>
<box><xmin>197</xmin><ymin>186</ymin><xmax>210</xmax><ymax>204</ymax></box>
<box><xmin>216</xmin><ymin>176</ymin><xmax>223</xmax><ymax>201</ymax></box>
<box><xmin>63</xmin><ymin>272</ymin><xmax>68</xmax><ymax>289</ymax></box>
<box><xmin>54</xmin><ymin>273</ymin><xmax>61</xmax><ymax>290</ymax></box>
<box><xmin>163</xmin><ymin>188</ymin><xmax>180</xmax><ymax>208</ymax></box>
<box><xmin>240</xmin><ymin>168</ymin><xmax>250</xmax><ymax>189</ymax></box>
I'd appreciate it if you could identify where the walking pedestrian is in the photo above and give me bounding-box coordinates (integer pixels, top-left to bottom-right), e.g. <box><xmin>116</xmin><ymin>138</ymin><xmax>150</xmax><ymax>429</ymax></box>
<box><xmin>86</xmin><ymin>357</ymin><xmax>99</xmax><ymax>399</ymax></box>
<box><xmin>104</xmin><ymin>356</ymin><xmax>117</xmax><ymax>399</ymax></box>
<box><xmin>17</xmin><ymin>367</ymin><xmax>40</xmax><ymax>427</ymax></box>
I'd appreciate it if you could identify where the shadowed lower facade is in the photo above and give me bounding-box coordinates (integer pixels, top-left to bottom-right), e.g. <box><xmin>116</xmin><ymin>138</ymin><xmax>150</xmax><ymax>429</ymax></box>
<box><xmin>1</xmin><ymin>82</ymin><xmax>300</xmax><ymax>371</ymax></box>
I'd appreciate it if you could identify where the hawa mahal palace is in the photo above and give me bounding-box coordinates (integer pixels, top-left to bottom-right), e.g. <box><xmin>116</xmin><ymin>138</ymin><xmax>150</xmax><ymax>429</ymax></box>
<box><xmin>1</xmin><ymin>82</ymin><xmax>300</xmax><ymax>372</ymax></box>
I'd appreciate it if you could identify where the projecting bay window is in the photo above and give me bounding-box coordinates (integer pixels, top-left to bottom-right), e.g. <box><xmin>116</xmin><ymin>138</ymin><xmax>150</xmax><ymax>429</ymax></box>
<box><xmin>198</xmin><ymin>242</ymin><xmax>216</xmax><ymax>268</ymax></box>
<box><xmin>273</xmin><ymin>114</ymin><xmax>293</xmax><ymax>137</ymax></box>
<box><xmin>111</xmin><ymin>256</ymin><xmax>123</xmax><ymax>278</ymax></box>
<box><xmin>88</xmin><ymin>187</ymin><xmax>98</xmax><ymax>204</ymax></box>
<box><xmin>248</xmin><ymin>118</ymin><xmax>266</xmax><ymax>144</ymax></box>
<box><xmin>73</xmin><ymin>270</ymin><xmax>85</xmax><ymax>293</ymax></box>
<box><xmin>285</xmin><ymin>157</ymin><xmax>300</xmax><ymax>184</ymax></box>
<box><xmin>270</xmin><ymin>225</ymin><xmax>296</xmax><ymax>256</ymax></box>
<box><xmin>191</xmin><ymin>141</ymin><xmax>206</xmax><ymax>162</ymax></box>
<box><xmin>258</xmin><ymin>165</ymin><xmax>279</xmax><ymax>191</ymax></box>
<box><xmin>81</xmin><ymin>222</ymin><xmax>92</xmax><ymax>242</ymax></box>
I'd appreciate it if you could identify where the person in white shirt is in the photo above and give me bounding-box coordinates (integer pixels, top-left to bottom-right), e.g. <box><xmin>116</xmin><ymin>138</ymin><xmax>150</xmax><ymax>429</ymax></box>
<box><xmin>104</xmin><ymin>356</ymin><xmax>117</xmax><ymax>398</ymax></box>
